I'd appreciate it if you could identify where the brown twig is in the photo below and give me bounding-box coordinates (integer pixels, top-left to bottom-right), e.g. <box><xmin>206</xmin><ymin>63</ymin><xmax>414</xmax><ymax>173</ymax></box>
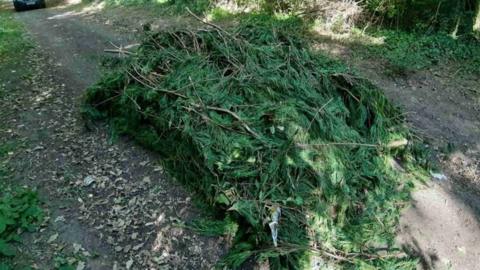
<box><xmin>297</xmin><ymin>142</ymin><xmax>380</xmax><ymax>148</ymax></box>
<box><xmin>206</xmin><ymin>106</ymin><xmax>260</xmax><ymax>139</ymax></box>
<box><xmin>127</xmin><ymin>70</ymin><xmax>155</xmax><ymax>88</ymax></box>
<box><xmin>104</xmin><ymin>49</ymin><xmax>134</xmax><ymax>55</ymax></box>
<box><xmin>127</xmin><ymin>70</ymin><xmax>187</xmax><ymax>99</ymax></box>
<box><xmin>133</xmin><ymin>65</ymin><xmax>159</xmax><ymax>86</ymax></box>
<box><xmin>337</xmin><ymin>84</ymin><xmax>361</xmax><ymax>102</ymax></box>
<box><xmin>106</xmin><ymin>41</ymin><xmax>135</xmax><ymax>55</ymax></box>
<box><xmin>278</xmin><ymin>243</ymin><xmax>408</xmax><ymax>263</ymax></box>
<box><xmin>331</xmin><ymin>73</ymin><xmax>362</xmax><ymax>102</ymax></box>
<box><xmin>285</xmin><ymin>98</ymin><xmax>334</xmax><ymax>154</ymax></box>
<box><xmin>185</xmin><ymin>106</ymin><xmax>235</xmax><ymax>133</ymax></box>
<box><xmin>91</xmin><ymin>93</ymin><xmax>122</xmax><ymax>107</ymax></box>
<box><xmin>306</xmin><ymin>98</ymin><xmax>334</xmax><ymax>132</ymax></box>
<box><xmin>297</xmin><ymin>139</ymin><xmax>408</xmax><ymax>149</ymax></box>
<box><xmin>185</xmin><ymin>7</ymin><xmax>234</xmax><ymax>38</ymax></box>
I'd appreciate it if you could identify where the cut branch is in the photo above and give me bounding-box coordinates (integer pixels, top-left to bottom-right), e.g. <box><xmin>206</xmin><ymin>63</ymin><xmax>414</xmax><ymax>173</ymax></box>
<box><xmin>206</xmin><ymin>106</ymin><xmax>260</xmax><ymax>139</ymax></box>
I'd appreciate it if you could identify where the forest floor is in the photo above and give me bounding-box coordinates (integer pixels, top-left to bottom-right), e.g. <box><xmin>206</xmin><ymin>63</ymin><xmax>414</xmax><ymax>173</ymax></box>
<box><xmin>1</xmin><ymin>0</ymin><xmax>479</xmax><ymax>269</ymax></box>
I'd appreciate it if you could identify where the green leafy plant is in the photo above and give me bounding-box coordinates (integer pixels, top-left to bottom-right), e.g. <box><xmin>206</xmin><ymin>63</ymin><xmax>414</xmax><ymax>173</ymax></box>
<box><xmin>183</xmin><ymin>216</ymin><xmax>239</xmax><ymax>238</ymax></box>
<box><xmin>0</xmin><ymin>188</ymin><xmax>43</xmax><ymax>261</ymax></box>
<box><xmin>0</xmin><ymin>142</ymin><xmax>43</xmax><ymax>269</ymax></box>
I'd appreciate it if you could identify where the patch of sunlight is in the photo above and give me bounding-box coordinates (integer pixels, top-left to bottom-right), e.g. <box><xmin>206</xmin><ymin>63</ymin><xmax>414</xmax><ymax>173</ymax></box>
<box><xmin>450</xmin><ymin>18</ymin><xmax>461</xmax><ymax>39</ymax></box>
<box><xmin>313</xmin><ymin>22</ymin><xmax>385</xmax><ymax>47</ymax></box>
<box><xmin>215</xmin><ymin>0</ymin><xmax>258</xmax><ymax>13</ymax></box>
<box><xmin>47</xmin><ymin>0</ymin><xmax>105</xmax><ymax>20</ymax></box>
<box><xmin>58</xmin><ymin>0</ymin><xmax>82</xmax><ymax>5</ymax></box>
<box><xmin>155</xmin><ymin>0</ymin><xmax>168</xmax><ymax>3</ymax></box>
<box><xmin>80</xmin><ymin>0</ymin><xmax>106</xmax><ymax>12</ymax></box>
<box><xmin>48</xmin><ymin>11</ymin><xmax>77</xmax><ymax>19</ymax></box>
<box><xmin>206</xmin><ymin>7</ymin><xmax>233</xmax><ymax>22</ymax></box>
<box><xmin>474</xmin><ymin>6</ymin><xmax>480</xmax><ymax>33</ymax></box>
<box><xmin>447</xmin><ymin>148</ymin><xmax>480</xmax><ymax>184</ymax></box>
<box><xmin>205</xmin><ymin>1</ymin><xmax>260</xmax><ymax>21</ymax></box>
<box><xmin>272</xmin><ymin>12</ymin><xmax>296</xmax><ymax>21</ymax></box>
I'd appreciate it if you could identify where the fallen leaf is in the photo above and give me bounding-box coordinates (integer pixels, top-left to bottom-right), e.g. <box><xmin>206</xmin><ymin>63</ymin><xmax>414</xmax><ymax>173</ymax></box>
<box><xmin>54</xmin><ymin>216</ymin><xmax>66</xmax><ymax>223</ymax></box>
<box><xmin>47</xmin><ymin>233</ymin><xmax>59</xmax><ymax>243</ymax></box>
<box><xmin>133</xmin><ymin>243</ymin><xmax>144</xmax><ymax>251</ymax></box>
<box><xmin>126</xmin><ymin>258</ymin><xmax>134</xmax><ymax>269</ymax></box>
<box><xmin>73</xmin><ymin>243</ymin><xmax>82</xmax><ymax>254</ymax></box>
<box><xmin>76</xmin><ymin>261</ymin><xmax>86</xmax><ymax>270</ymax></box>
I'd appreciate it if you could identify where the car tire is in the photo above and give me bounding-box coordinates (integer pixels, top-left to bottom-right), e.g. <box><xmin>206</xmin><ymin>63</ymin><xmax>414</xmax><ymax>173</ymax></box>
<box><xmin>13</xmin><ymin>1</ymin><xmax>23</xmax><ymax>11</ymax></box>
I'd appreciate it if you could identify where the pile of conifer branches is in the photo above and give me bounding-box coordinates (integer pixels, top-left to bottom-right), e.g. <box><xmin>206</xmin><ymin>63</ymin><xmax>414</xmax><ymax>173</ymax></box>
<box><xmin>84</xmin><ymin>15</ymin><xmax>417</xmax><ymax>269</ymax></box>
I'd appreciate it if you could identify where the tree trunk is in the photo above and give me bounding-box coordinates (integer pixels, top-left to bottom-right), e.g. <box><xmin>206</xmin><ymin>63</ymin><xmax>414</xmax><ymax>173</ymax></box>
<box><xmin>474</xmin><ymin>0</ymin><xmax>480</xmax><ymax>36</ymax></box>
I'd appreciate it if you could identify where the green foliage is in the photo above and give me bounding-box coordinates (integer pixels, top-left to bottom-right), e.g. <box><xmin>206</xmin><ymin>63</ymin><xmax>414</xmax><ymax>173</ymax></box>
<box><xmin>84</xmin><ymin>14</ymin><xmax>420</xmax><ymax>269</ymax></box>
<box><xmin>364</xmin><ymin>0</ymin><xmax>403</xmax><ymax>18</ymax></box>
<box><xmin>0</xmin><ymin>189</ymin><xmax>43</xmax><ymax>255</ymax></box>
<box><xmin>0</xmin><ymin>11</ymin><xmax>32</xmax><ymax>61</ymax></box>
<box><xmin>100</xmin><ymin>0</ymin><xmax>212</xmax><ymax>14</ymax></box>
<box><xmin>0</xmin><ymin>142</ymin><xmax>43</xmax><ymax>269</ymax></box>
<box><xmin>164</xmin><ymin>0</ymin><xmax>212</xmax><ymax>13</ymax></box>
<box><xmin>364</xmin><ymin>0</ymin><xmax>479</xmax><ymax>34</ymax></box>
<box><xmin>184</xmin><ymin>216</ymin><xmax>239</xmax><ymax>237</ymax></box>
<box><xmin>358</xmin><ymin>29</ymin><xmax>480</xmax><ymax>74</ymax></box>
<box><xmin>99</xmin><ymin>0</ymin><xmax>317</xmax><ymax>15</ymax></box>
<box><xmin>0</xmin><ymin>147</ymin><xmax>42</xmax><ymax>268</ymax></box>
<box><xmin>0</xmin><ymin>120</ymin><xmax>39</xmax><ymax>257</ymax></box>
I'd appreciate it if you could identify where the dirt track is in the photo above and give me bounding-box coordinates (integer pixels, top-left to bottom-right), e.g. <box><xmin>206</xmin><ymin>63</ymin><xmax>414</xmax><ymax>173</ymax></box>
<box><xmin>5</xmin><ymin>3</ymin><xmax>224</xmax><ymax>269</ymax></box>
<box><xmin>3</xmin><ymin>1</ymin><xmax>480</xmax><ymax>269</ymax></box>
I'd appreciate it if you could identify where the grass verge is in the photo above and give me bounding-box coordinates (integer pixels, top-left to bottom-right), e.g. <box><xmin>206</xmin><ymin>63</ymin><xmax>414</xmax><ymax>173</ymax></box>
<box><xmin>352</xmin><ymin>28</ymin><xmax>480</xmax><ymax>75</ymax></box>
<box><xmin>0</xmin><ymin>8</ymin><xmax>44</xmax><ymax>270</ymax></box>
<box><xmin>0</xmin><ymin>8</ymin><xmax>33</xmax><ymax>61</ymax></box>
